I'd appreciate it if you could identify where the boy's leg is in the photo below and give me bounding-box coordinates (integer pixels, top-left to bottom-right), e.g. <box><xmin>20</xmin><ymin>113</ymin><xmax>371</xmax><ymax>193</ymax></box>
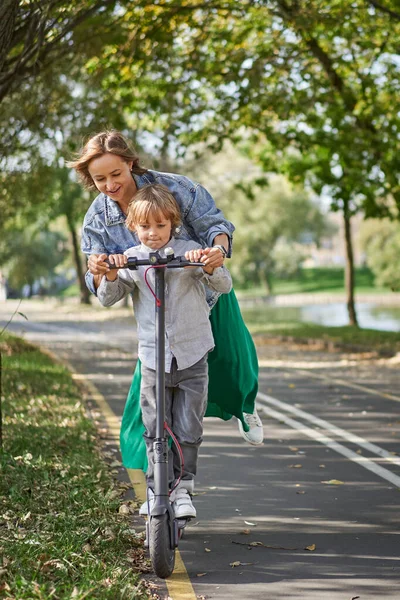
<box><xmin>140</xmin><ymin>364</ymin><xmax>174</xmax><ymax>490</ymax></box>
<box><xmin>171</xmin><ymin>354</ymin><xmax>208</xmax><ymax>485</ymax></box>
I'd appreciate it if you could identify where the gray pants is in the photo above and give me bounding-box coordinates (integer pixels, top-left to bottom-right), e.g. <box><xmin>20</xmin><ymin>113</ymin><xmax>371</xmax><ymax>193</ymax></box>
<box><xmin>140</xmin><ymin>355</ymin><xmax>208</xmax><ymax>488</ymax></box>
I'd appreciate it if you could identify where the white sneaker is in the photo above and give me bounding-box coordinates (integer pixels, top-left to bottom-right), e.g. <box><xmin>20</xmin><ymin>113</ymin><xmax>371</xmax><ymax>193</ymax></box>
<box><xmin>172</xmin><ymin>487</ymin><xmax>196</xmax><ymax>519</ymax></box>
<box><xmin>139</xmin><ymin>488</ymin><xmax>155</xmax><ymax>516</ymax></box>
<box><xmin>238</xmin><ymin>406</ymin><xmax>264</xmax><ymax>445</ymax></box>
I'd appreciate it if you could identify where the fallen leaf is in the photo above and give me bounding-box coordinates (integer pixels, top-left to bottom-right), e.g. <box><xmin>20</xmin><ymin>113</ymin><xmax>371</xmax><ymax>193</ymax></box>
<box><xmin>119</xmin><ymin>504</ymin><xmax>130</xmax><ymax>515</ymax></box>
<box><xmin>289</xmin><ymin>447</ymin><xmax>299</xmax><ymax>452</ymax></box>
<box><xmin>296</xmin><ymin>491</ymin><xmax>306</xmax><ymax>495</ymax></box>
<box><xmin>321</xmin><ymin>479</ymin><xmax>344</xmax><ymax>485</ymax></box>
<box><xmin>249</xmin><ymin>541</ymin><xmax>263</xmax><ymax>546</ymax></box>
<box><xmin>110</xmin><ymin>460</ymin><xmax>122</xmax><ymax>468</ymax></box>
<box><xmin>288</xmin><ymin>384</ymin><xmax>296</xmax><ymax>388</ymax></box>
<box><xmin>196</xmin><ymin>573</ymin><xmax>207</xmax><ymax>577</ymax></box>
<box><xmin>241</xmin><ymin>529</ymin><xmax>250</xmax><ymax>535</ymax></box>
<box><xmin>305</xmin><ymin>544</ymin><xmax>316</xmax><ymax>551</ymax></box>
<box><xmin>82</xmin><ymin>544</ymin><xmax>91</xmax><ymax>553</ymax></box>
<box><xmin>204</xmin><ymin>548</ymin><xmax>211</xmax><ymax>552</ymax></box>
<box><xmin>230</xmin><ymin>561</ymin><xmax>242</xmax><ymax>567</ymax></box>
<box><xmin>319</xmin><ymin>464</ymin><xmax>326</xmax><ymax>468</ymax></box>
<box><xmin>288</xmin><ymin>464</ymin><xmax>303</xmax><ymax>468</ymax></box>
<box><xmin>233</xmin><ymin>540</ymin><xmax>299</xmax><ymax>551</ymax></box>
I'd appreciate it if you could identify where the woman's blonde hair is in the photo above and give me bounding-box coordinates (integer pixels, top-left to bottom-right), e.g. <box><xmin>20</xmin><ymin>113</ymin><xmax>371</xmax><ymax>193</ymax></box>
<box><xmin>67</xmin><ymin>130</ymin><xmax>147</xmax><ymax>190</ymax></box>
<box><xmin>126</xmin><ymin>184</ymin><xmax>182</xmax><ymax>232</ymax></box>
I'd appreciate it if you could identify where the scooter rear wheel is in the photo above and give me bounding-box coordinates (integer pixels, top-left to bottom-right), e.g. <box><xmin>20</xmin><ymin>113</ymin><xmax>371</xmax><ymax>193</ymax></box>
<box><xmin>149</xmin><ymin>513</ymin><xmax>175</xmax><ymax>579</ymax></box>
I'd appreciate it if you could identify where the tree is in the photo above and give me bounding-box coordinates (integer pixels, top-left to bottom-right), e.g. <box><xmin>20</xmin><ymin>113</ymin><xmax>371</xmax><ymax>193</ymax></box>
<box><xmin>359</xmin><ymin>219</ymin><xmax>400</xmax><ymax>291</ymax></box>
<box><xmin>93</xmin><ymin>0</ymin><xmax>400</xmax><ymax>324</ymax></box>
<box><xmin>186</xmin><ymin>144</ymin><xmax>329</xmax><ymax>292</ymax></box>
<box><xmin>1</xmin><ymin>227</ymin><xmax>68</xmax><ymax>297</ymax></box>
<box><xmin>0</xmin><ymin>0</ymin><xmax>120</xmax><ymax>104</ymax></box>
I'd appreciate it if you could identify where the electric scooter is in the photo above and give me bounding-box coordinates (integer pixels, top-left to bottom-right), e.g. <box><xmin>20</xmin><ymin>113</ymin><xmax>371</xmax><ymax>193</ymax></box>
<box><xmin>109</xmin><ymin>248</ymin><xmax>204</xmax><ymax>578</ymax></box>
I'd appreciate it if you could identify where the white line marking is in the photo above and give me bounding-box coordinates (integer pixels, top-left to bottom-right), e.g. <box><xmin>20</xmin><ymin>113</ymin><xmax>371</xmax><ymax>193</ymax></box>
<box><xmin>257</xmin><ymin>402</ymin><xmax>400</xmax><ymax>488</ymax></box>
<box><xmin>257</xmin><ymin>392</ymin><xmax>400</xmax><ymax>468</ymax></box>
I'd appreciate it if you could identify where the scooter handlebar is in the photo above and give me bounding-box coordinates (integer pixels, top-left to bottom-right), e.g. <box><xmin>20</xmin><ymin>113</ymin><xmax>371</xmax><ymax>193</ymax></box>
<box><xmin>105</xmin><ymin>251</ymin><xmax>204</xmax><ymax>270</ymax></box>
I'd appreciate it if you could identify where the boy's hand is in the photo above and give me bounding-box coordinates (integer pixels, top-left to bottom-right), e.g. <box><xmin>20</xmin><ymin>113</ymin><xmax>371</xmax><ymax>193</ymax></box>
<box><xmin>185</xmin><ymin>248</ymin><xmax>204</xmax><ymax>264</ymax></box>
<box><xmin>105</xmin><ymin>254</ymin><xmax>127</xmax><ymax>281</ymax></box>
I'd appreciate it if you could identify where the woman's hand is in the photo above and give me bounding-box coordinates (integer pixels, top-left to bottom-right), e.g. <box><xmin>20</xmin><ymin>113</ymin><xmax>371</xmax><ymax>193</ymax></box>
<box><xmin>201</xmin><ymin>247</ymin><xmax>225</xmax><ymax>271</ymax></box>
<box><xmin>88</xmin><ymin>253</ymin><xmax>110</xmax><ymax>276</ymax></box>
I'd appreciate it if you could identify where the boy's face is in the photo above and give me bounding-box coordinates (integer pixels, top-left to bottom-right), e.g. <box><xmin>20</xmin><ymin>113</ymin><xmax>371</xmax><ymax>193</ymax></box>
<box><xmin>136</xmin><ymin>213</ymin><xmax>173</xmax><ymax>249</ymax></box>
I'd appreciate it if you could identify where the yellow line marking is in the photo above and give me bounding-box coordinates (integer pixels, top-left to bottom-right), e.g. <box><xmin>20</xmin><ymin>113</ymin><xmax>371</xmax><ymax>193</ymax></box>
<box><xmin>166</xmin><ymin>551</ymin><xmax>198</xmax><ymax>599</ymax></box>
<box><xmin>126</xmin><ymin>468</ymin><xmax>147</xmax><ymax>504</ymax></box>
<box><xmin>40</xmin><ymin>348</ymin><xmax>197</xmax><ymax>598</ymax></box>
<box><xmin>288</xmin><ymin>368</ymin><xmax>400</xmax><ymax>404</ymax></box>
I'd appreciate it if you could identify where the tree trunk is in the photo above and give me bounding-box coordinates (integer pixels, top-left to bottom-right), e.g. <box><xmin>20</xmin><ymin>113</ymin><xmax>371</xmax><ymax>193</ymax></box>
<box><xmin>259</xmin><ymin>264</ymin><xmax>272</xmax><ymax>295</ymax></box>
<box><xmin>66</xmin><ymin>214</ymin><xmax>91</xmax><ymax>305</ymax></box>
<box><xmin>343</xmin><ymin>203</ymin><xmax>358</xmax><ymax>327</ymax></box>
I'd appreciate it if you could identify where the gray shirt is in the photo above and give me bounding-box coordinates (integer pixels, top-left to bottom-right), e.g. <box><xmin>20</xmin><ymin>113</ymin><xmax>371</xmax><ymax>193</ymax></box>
<box><xmin>97</xmin><ymin>238</ymin><xmax>232</xmax><ymax>372</ymax></box>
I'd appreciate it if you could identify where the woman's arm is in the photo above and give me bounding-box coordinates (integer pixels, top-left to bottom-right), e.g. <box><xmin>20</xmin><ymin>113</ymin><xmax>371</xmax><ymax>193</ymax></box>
<box><xmin>185</xmin><ymin>183</ymin><xmax>235</xmax><ymax>256</ymax></box>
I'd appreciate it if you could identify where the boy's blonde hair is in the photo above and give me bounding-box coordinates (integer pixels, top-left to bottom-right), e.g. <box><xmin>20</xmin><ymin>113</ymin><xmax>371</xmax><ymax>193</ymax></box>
<box><xmin>126</xmin><ymin>184</ymin><xmax>182</xmax><ymax>232</ymax></box>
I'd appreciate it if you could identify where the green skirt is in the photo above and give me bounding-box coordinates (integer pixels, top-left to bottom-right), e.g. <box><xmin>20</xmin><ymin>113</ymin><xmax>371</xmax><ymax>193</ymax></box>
<box><xmin>119</xmin><ymin>289</ymin><xmax>259</xmax><ymax>470</ymax></box>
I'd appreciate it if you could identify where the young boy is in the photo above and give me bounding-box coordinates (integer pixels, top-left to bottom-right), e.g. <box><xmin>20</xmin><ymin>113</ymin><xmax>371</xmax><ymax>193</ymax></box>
<box><xmin>97</xmin><ymin>183</ymin><xmax>232</xmax><ymax>518</ymax></box>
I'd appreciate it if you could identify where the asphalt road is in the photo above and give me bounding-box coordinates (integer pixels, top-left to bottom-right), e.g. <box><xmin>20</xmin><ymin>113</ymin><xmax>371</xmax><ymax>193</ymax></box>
<box><xmin>1</xmin><ymin>299</ymin><xmax>400</xmax><ymax>600</ymax></box>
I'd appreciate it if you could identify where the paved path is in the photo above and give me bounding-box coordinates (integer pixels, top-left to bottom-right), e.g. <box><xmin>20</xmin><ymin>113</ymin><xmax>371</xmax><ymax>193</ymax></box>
<box><xmin>1</xmin><ymin>299</ymin><xmax>400</xmax><ymax>600</ymax></box>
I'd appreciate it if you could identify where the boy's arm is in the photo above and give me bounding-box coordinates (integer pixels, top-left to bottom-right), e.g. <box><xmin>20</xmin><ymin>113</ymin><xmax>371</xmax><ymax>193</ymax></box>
<box><xmin>196</xmin><ymin>265</ymin><xmax>232</xmax><ymax>295</ymax></box>
<box><xmin>97</xmin><ymin>269</ymin><xmax>136</xmax><ymax>307</ymax></box>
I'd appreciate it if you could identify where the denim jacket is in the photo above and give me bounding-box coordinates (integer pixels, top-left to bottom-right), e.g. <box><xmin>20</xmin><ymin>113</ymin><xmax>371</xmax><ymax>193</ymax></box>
<box><xmin>81</xmin><ymin>169</ymin><xmax>235</xmax><ymax>307</ymax></box>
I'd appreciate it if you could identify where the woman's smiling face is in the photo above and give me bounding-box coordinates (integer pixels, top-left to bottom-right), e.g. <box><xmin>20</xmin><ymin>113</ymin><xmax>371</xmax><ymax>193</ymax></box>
<box><xmin>88</xmin><ymin>153</ymin><xmax>136</xmax><ymax>208</ymax></box>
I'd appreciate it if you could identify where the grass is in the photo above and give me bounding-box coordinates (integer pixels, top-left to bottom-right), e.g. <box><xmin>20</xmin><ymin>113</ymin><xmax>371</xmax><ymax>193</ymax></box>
<box><xmin>236</xmin><ymin>266</ymin><xmax>389</xmax><ymax>297</ymax></box>
<box><xmin>58</xmin><ymin>283</ymin><xmax>80</xmax><ymax>298</ymax></box>
<box><xmin>0</xmin><ymin>334</ymin><xmax>151</xmax><ymax>600</ymax></box>
<box><xmin>242</xmin><ymin>307</ymin><xmax>400</xmax><ymax>354</ymax></box>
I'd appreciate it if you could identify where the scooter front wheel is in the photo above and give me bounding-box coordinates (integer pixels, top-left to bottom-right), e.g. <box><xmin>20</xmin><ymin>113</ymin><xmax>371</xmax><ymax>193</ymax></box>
<box><xmin>149</xmin><ymin>513</ymin><xmax>175</xmax><ymax>579</ymax></box>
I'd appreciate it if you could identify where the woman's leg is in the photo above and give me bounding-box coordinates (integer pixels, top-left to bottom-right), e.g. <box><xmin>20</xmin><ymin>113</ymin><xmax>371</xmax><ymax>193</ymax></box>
<box><xmin>120</xmin><ymin>360</ymin><xmax>148</xmax><ymax>469</ymax></box>
<box><xmin>207</xmin><ymin>289</ymin><xmax>260</xmax><ymax>433</ymax></box>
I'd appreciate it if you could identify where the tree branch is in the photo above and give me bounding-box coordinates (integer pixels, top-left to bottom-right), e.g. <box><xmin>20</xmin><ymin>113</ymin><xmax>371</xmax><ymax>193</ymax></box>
<box><xmin>367</xmin><ymin>0</ymin><xmax>400</xmax><ymax>21</ymax></box>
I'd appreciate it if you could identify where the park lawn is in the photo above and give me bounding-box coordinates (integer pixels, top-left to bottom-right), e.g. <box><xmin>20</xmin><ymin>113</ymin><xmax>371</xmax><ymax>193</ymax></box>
<box><xmin>242</xmin><ymin>309</ymin><xmax>400</xmax><ymax>355</ymax></box>
<box><xmin>236</xmin><ymin>266</ymin><xmax>389</xmax><ymax>297</ymax></box>
<box><xmin>0</xmin><ymin>334</ymin><xmax>151</xmax><ymax>600</ymax></box>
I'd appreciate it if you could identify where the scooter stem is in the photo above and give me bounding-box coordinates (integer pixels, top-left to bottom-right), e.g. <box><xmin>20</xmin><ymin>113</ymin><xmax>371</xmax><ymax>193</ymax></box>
<box><xmin>155</xmin><ymin>267</ymin><xmax>165</xmax><ymax>440</ymax></box>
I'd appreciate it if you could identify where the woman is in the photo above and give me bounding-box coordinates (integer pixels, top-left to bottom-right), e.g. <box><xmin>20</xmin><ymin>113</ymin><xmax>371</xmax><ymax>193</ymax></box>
<box><xmin>68</xmin><ymin>130</ymin><xmax>262</xmax><ymax>470</ymax></box>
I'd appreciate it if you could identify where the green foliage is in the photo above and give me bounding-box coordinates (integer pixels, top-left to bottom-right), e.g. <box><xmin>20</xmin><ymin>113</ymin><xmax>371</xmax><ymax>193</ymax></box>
<box><xmin>271</xmin><ymin>240</ymin><xmax>306</xmax><ymax>279</ymax></box>
<box><xmin>91</xmin><ymin>1</ymin><xmax>400</xmax><ymax>218</ymax></box>
<box><xmin>187</xmin><ymin>144</ymin><xmax>331</xmax><ymax>291</ymax></box>
<box><xmin>0</xmin><ymin>227</ymin><xmax>68</xmax><ymax>293</ymax></box>
<box><xmin>359</xmin><ymin>218</ymin><xmax>400</xmax><ymax>290</ymax></box>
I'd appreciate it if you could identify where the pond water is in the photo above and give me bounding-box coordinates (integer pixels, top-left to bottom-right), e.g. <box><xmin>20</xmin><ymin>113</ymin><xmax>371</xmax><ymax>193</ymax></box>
<box><xmin>241</xmin><ymin>302</ymin><xmax>400</xmax><ymax>332</ymax></box>
<box><xmin>301</xmin><ymin>303</ymin><xmax>400</xmax><ymax>332</ymax></box>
